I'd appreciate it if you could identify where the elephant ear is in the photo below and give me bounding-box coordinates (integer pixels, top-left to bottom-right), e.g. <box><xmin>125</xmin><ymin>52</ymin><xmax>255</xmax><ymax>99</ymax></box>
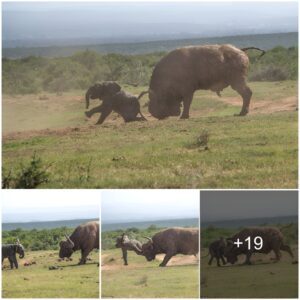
<box><xmin>102</xmin><ymin>81</ymin><xmax>121</xmax><ymax>97</ymax></box>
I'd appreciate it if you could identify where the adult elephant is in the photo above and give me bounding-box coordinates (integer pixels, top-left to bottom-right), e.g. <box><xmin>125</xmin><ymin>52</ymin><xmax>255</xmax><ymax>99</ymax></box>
<box><xmin>147</xmin><ymin>44</ymin><xmax>265</xmax><ymax>119</ymax></box>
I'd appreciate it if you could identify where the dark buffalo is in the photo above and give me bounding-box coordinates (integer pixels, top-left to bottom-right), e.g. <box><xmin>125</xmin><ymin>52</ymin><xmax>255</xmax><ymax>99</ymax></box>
<box><xmin>224</xmin><ymin>227</ymin><xmax>294</xmax><ymax>265</ymax></box>
<box><xmin>2</xmin><ymin>239</ymin><xmax>25</xmax><ymax>269</ymax></box>
<box><xmin>59</xmin><ymin>221</ymin><xmax>99</xmax><ymax>265</ymax></box>
<box><xmin>115</xmin><ymin>233</ymin><xmax>143</xmax><ymax>265</ymax></box>
<box><xmin>142</xmin><ymin>227</ymin><xmax>199</xmax><ymax>267</ymax></box>
<box><xmin>147</xmin><ymin>44</ymin><xmax>264</xmax><ymax>119</ymax></box>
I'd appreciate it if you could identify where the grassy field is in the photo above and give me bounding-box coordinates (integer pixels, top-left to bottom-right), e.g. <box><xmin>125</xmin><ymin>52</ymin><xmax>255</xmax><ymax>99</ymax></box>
<box><xmin>201</xmin><ymin>246</ymin><xmax>298</xmax><ymax>298</ymax></box>
<box><xmin>2</xmin><ymin>81</ymin><xmax>298</xmax><ymax>188</ymax></box>
<box><xmin>101</xmin><ymin>248</ymin><xmax>199</xmax><ymax>298</ymax></box>
<box><xmin>2</xmin><ymin>250</ymin><xmax>99</xmax><ymax>298</ymax></box>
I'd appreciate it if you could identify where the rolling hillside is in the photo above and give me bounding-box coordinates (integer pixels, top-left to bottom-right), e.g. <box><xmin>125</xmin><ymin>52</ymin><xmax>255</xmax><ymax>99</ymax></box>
<box><xmin>3</xmin><ymin>32</ymin><xmax>298</xmax><ymax>58</ymax></box>
<box><xmin>102</xmin><ymin>217</ymin><xmax>198</xmax><ymax>232</ymax></box>
<box><xmin>2</xmin><ymin>218</ymin><xmax>97</xmax><ymax>230</ymax></box>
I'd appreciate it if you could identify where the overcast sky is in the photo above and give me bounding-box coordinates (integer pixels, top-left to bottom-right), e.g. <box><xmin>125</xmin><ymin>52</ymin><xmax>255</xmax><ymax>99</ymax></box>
<box><xmin>3</xmin><ymin>2</ymin><xmax>298</xmax><ymax>46</ymax></box>
<box><xmin>2</xmin><ymin>191</ymin><xmax>100</xmax><ymax>223</ymax></box>
<box><xmin>201</xmin><ymin>191</ymin><xmax>298</xmax><ymax>222</ymax></box>
<box><xmin>102</xmin><ymin>190</ymin><xmax>199</xmax><ymax>223</ymax></box>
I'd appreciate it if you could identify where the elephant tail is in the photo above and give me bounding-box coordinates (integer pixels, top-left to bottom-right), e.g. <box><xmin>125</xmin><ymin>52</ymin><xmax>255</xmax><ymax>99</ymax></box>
<box><xmin>241</xmin><ymin>47</ymin><xmax>266</xmax><ymax>58</ymax></box>
<box><xmin>137</xmin><ymin>91</ymin><xmax>149</xmax><ymax>101</ymax></box>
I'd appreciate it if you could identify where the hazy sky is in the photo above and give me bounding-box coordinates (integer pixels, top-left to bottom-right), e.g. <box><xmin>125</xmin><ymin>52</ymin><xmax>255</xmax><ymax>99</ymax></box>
<box><xmin>201</xmin><ymin>191</ymin><xmax>298</xmax><ymax>222</ymax></box>
<box><xmin>3</xmin><ymin>2</ymin><xmax>298</xmax><ymax>46</ymax></box>
<box><xmin>2</xmin><ymin>191</ymin><xmax>100</xmax><ymax>223</ymax></box>
<box><xmin>101</xmin><ymin>190</ymin><xmax>199</xmax><ymax>223</ymax></box>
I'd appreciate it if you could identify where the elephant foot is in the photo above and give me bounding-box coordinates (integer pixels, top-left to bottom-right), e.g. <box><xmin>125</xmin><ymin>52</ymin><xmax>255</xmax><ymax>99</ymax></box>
<box><xmin>159</xmin><ymin>263</ymin><xmax>166</xmax><ymax>267</ymax></box>
<box><xmin>180</xmin><ymin>114</ymin><xmax>189</xmax><ymax>119</ymax></box>
<box><xmin>234</xmin><ymin>109</ymin><xmax>249</xmax><ymax>116</ymax></box>
<box><xmin>85</xmin><ymin>111</ymin><xmax>91</xmax><ymax>118</ymax></box>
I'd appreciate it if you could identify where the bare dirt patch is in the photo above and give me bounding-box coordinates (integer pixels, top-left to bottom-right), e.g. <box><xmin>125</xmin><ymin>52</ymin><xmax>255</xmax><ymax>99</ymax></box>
<box><xmin>156</xmin><ymin>254</ymin><xmax>199</xmax><ymax>266</ymax></box>
<box><xmin>218</xmin><ymin>96</ymin><xmax>298</xmax><ymax>114</ymax></box>
<box><xmin>101</xmin><ymin>254</ymin><xmax>141</xmax><ymax>271</ymax></box>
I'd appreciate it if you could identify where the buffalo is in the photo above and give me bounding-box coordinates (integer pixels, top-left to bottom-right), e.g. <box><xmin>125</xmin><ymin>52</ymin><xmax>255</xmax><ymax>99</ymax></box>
<box><xmin>142</xmin><ymin>227</ymin><xmax>199</xmax><ymax>267</ymax></box>
<box><xmin>224</xmin><ymin>227</ymin><xmax>294</xmax><ymax>265</ymax></box>
<box><xmin>59</xmin><ymin>221</ymin><xmax>99</xmax><ymax>265</ymax></box>
<box><xmin>147</xmin><ymin>44</ymin><xmax>265</xmax><ymax>119</ymax></box>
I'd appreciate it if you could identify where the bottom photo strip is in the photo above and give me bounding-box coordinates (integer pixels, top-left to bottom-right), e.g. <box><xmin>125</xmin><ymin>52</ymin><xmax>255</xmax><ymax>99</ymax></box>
<box><xmin>1</xmin><ymin>190</ymin><xmax>298</xmax><ymax>299</ymax></box>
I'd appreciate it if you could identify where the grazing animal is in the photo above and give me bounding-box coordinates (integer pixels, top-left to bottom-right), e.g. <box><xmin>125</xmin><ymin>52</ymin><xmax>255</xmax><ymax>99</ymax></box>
<box><xmin>147</xmin><ymin>44</ymin><xmax>265</xmax><ymax>119</ymax></box>
<box><xmin>207</xmin><ymin>237</ymin><xmax>226</xmax><ymax>267</ymax></box>
<box><xmin>141</xmin><ymin>227</ymin><xmax>199</xmax><ymax>267</ymax></box>
<box><xmin>85</xmin><ymin>82</ymin><xmax>147</xmax><ymax>124</ymax></box>
<box><xmin>115</xmin><ymin>233</ymin><xmax>143</xmax><ymax>265</ymax></box>
<box><xmin>224</xmin><ymin>227</ymin><xmax>294</xmax><ymax>265</ymax></box>
<box><xmin>2</xmin><ymin>240</ymin><xmax>25</xmax><ymax>269</ymax></box>
<box><xmin>59</xmin><ymin>221</ymin><xmax>99</xmax><ymax>265</ymax></box>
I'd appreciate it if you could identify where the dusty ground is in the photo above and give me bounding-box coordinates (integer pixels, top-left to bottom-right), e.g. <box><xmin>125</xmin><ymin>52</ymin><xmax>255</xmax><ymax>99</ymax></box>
<box><xmin>3</xmin><ymin>93</ymin><xmax>297</xmax><ymax>142</ymax></box>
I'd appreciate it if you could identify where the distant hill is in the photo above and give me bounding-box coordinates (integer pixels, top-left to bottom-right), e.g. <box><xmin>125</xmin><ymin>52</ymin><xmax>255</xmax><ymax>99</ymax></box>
<box><xmin>201</xmin><ymin>215</ymin><xmax>298</xmax><ymax>229</ymax></box>
<box><xmin>2</xmin><ymin>218</ymin><xmax>98</xmax><ymax>231</ymax></box>
<box><xmin>102</xmin><ymin>217</ymin><xmax>198</xmax><ymax>232</ymax></box>
<box><xmin>3</xmin><ymin>32</ymin><xmax>298</xmax><ymax>59</ymax></box>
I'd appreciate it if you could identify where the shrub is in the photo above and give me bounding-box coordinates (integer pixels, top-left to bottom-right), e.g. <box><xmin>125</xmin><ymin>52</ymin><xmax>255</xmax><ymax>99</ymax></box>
<box><xmin>249</xmin><ymin>65</ymin><xmax>289</xmax><ymax>81</ymax></box>
<box><xmin>2</xmin><ymin>153</ymin><xmax>51</xmax><ymax>189</ymax></box>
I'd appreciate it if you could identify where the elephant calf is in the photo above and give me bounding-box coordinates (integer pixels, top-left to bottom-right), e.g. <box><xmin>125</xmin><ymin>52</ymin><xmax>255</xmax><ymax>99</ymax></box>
<box><xmin>2</xmin><ymin>240</ymin><xmax>25</xmax><ymax>269</ymax></box>
<box><xmin>85</xmin><ymin>82</ymin><xmax>147</xmax><ymax>124</ymax></box>
<box><xmin>115</xmin><ymin>233</ymin><xmax>143</xmax><ymax>265</ymax></box>
<box><xmin>208</xmin><ymin>237</ymin><xmax>226</xmax><ymax>267</ymax></box>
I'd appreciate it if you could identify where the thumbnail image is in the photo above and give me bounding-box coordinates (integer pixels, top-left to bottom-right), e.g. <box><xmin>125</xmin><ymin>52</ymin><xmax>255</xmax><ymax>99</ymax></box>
<box><xmin>101</xmin><ymin>190</ymin><xmax>199</xmax><ymax>298</ymax></box>
<box><xmin>201</xmin><ymin>190</ymin><xmax>298</xmax><ymax>298</ymax></box>
<box><xmin>2</xmin><ymin>191</ymin><xmax>99</xmax><ymax>298</ymax></box>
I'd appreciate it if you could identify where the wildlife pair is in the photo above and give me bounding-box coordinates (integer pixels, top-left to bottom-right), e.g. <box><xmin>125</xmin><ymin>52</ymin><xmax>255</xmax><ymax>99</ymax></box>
<box><xmin>85</xmin><ymin>44</ymin><xmax>265</xmax><ymax>125</ymax></box>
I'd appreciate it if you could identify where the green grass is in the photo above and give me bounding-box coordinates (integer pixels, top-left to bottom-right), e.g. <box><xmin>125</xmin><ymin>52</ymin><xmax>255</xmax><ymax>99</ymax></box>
<box><xmin>2</xmin><ymin>81</ymin><xmax>298</xmax><ymax>188</ymax></box>
<box><xmin>201</xmin><ymin>247</ymin><xmax>298</xmax><ymax>298</ymax></box>
<box><xmin>2</xmin><ymin>250</ymin><xmax>99</xmax><ymax>298</ymax></box>
<box><xmin>101</xmin><ymin>249</ymin><xmax>199</xmax><ymax>298</ymax></box>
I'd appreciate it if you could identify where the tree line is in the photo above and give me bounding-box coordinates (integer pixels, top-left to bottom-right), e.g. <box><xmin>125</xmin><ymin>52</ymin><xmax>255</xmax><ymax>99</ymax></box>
<box><xmin>3</xmin><ymin>46</ymin><xmax>297</xmax><ymax>95</ymax></box>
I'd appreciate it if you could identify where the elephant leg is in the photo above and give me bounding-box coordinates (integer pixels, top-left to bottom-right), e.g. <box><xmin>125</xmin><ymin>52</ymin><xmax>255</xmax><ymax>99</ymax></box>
<box><xmin>13</xmin><ymin>257</ymin><xmax>18</xmax><ymax>269</ymax></box>
<box><xmin>231</xmin><ymin>79</ymin><xmax>252</xmax><ymax>116</ymax></box>
<box><xmin>159</xmin><ymin>252</ymin><xmax>175</xmax><ymax>267</ymax></box>
<box><xmin>221</xmin><ymin>255</ymin><xmax>226</xmax><ymax>265</ymax></box>
<box><xmin>8</xmin><ymin>257</ymin><xmax>14</xmax><ymax>269</ymax></box>
<box><xmin>216</xmin><ymin>257</ymin><xmax>221</xmax><ymax>267</ymax></box>
<box><xmin>121</xmin><ymin>248</ymin><xmax>127</xmax><ymax>265</ymax></box>
<box><xmin>85</xmin><ymin>104</ymin><xmax>103</xmax><ymax>118</ymax></box>
<box><xmin>208</xmin><ymin>255</ymin><xmax>213</xmax><ymax>265</ymax></box>
<box><xmin>122</xmin><ymin>248</ymin><xmax>128</xmax><ymax>265</ymax></box>
<box><xmin>96</xmin><ymin>104</ymin><xmax>113</xmax><ymax>125</ymax></box>
<box><xmin>180</xmin><ymin>93</ymin><xmax>194</xmax><ymax>119</ymax></box>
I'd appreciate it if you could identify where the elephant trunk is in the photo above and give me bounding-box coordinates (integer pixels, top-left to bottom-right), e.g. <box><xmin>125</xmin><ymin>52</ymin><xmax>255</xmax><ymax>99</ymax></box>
<box><xmin>85</xmin><ymin>88</ymin><xmax>92</xmax><ymax>109</ymax></box>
